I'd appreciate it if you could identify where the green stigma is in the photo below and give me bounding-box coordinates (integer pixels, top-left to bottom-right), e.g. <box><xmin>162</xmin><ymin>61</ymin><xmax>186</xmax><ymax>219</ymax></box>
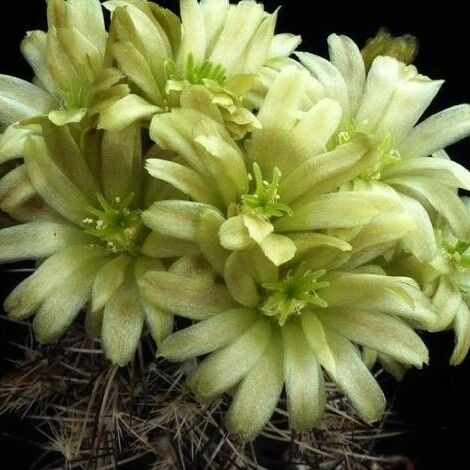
<box><xmin>443</xmin><ymin>240</ymin><xmax>470</xmax><ymax>268</ymax></box>
<box><xmin>362</xmin><ymin>28</ymin><xmax>419</xmax><ymax>72</ymax></box>
<box><xmin>83</xmin><ymin>194</ymin><xmax>145</xmax><ymax>256</ymax></box>
<box><xmin>329</xmin><ymin>124</ymin><xmax>401</xmax><ymax>180</ymax></box>
<box><xmin>241</xmin><ymin>163</ymin><xmax>292</xmax><ymax>220</ymax></box>
<box><xmin>261</xmin><ymin>264</ymin><xmax>329</xmax><ymax>326</ymax></box>
<box><xmin>165</xmin><ymin>54</ymin><xmax>227</xmax><ymax>86</ymax></box>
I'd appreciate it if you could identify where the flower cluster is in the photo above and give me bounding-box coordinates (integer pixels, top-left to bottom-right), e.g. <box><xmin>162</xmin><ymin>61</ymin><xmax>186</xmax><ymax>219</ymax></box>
<box><xmin>1</xmin><ymin>0</ymin><xmax>470</xmax><ymax>440</ymax></box>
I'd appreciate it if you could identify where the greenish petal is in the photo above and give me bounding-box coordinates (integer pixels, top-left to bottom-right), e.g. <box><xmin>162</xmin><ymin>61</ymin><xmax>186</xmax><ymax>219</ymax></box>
<box><xmin>187</xmin><ymin>318</ymin><xmax>272</xmax><ymax>403</ymax></box>
<box><xmin>282</xmin><ymin>320</ymin><xmax>326</xmax><ymax>430</ymax></box>
<box><xmin>159</xmin><ymin>308</ymin><xmax>257</xmax><ymax>361</ymax></box>
<box><xmin>226</xmin><ymin>329</ymin><xmax>284</xmax><ymax>440</ymax></box>
<box><xmin>141</xmin><ymin>271</ymin><xmax>237</xmax><ymax>320</ymax></box>
<box><xmin>101</xmin><ymin>276</ymin><xmax>145</xmax><ymax>366</ymax></box>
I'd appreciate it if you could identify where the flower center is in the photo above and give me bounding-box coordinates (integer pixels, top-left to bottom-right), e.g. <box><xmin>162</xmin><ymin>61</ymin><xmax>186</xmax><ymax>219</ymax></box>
<box><xmin>165</xmin><ymin>54</ymin><xmax>227</xmax><ymax>86</ymax></box>
<box><xmin>443</xmin><ymin>239</ymin><xmax>470</xmax><ymax>269</ymax></box>
<box><xmin>261</xmin><ymin>264</ymin><xmax>329</xmax><ymax>326</ymax></box>
<box><xmin>240</xmin><ymin>163</ymin><xmax>292</xmax><ymax>221</ymax></box>
<box><xmin>82</xmin><ymin>194</ymin><xmax>145</xmax><ymax>257</ymax></box>
<box><xmin>329</xmin><ymin>124</ymin><xmax>402</xmax><ymax>180</ymax></box>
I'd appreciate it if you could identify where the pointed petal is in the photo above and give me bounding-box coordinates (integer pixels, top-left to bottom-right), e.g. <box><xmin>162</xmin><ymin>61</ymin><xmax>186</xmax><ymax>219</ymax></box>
<box><xmin>226</xmin><ymin>330</ymin><xmax>284</xmax><ymax>440</ymax></box>
<box><xmin>146</xmin><ymin>158</ymin><xmax>218</xmax><ymax>205</ymax></box>
<box><xmin>33</xmin><ymin>259</ymin><xmax>104</xmax><ymax>342</ymax></box>
<box><xmin>317</xmin><ymin>326</ymin><xmax>386</xmax><ymax>423</ymax></box>
<box><xmin>451</xmin><ymin>301</ymin><xmax>470</xmax><ymax>365</ymax></box>
<box><xmin>98</xmin><ymin>94</ymin><xmax>160</xmax><ymax>131</ymax></box>
<box><xmin>102</xmin><ymin>276</ymin><xmax>145</xmax><ymax>366</ymax></box>
<box><xmin>327</xmin><ymin>34</ymin><xmax>365</xmax><ymax>117</ymax></box>
<box><xmin>282</xmin><ymin>321</ymin><xmax>326</xmax><ymax>430</ymax></box>
<box><xmin>187</xmin><ymin>318</ymin><xmax>272</xmax><ymax>403</ymax></box>
<box><xmin>316</xmin><ymin>308</ymin><xmax>428</xmax><ymax>367</ymax></box>
<box><xmin>0</xmin><ymin>221</ymin><xmax>90</xmax><ymax>264</ymax></box>
<box><xmin>91</xmin><ymin>255</ymin><xmax>131</xmax><ymax>312</ymax></box>
<box><xmin>400</xmin><ymin>104</ymin><xmax>470</xmax><ymax>159</ymax></box>
<box><xmin>0</xmin><ymin>74</ymin><xmax>53</xmax><ymax>126</ymax></box>
<box><xmin>143</xmin><ymin>200</ymin><xmax>218</xmax><ymax>241</ymax></box>
<box><xmin>141</xmin><ymin>271</ymin><xmax>237</xmax><ymax>320</ymax></box>
<box><xmin>4</xmin><ymin>246</ymin><xmax>105</xmax><ymax>320</ymax></box>
<box><xmin>224</xmin><ymin>252</ymin><xmax>261</xmax><ymax>307</ymax></box>
<box><xmin>159</xmin><ymin>308</ymin><xmax>257</xmax><ymax>361</ymax></box>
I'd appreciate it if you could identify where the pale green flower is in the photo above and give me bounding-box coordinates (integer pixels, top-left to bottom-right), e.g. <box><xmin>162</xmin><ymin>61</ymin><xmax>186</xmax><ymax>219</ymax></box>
<box><xmin>98</xmin><ymin>0</ymin><xmax>301</xmax><ymax>137</ymax></box>
<box><xmin>0</xmin><ymin>120</ymin><xmax>174</xmax><ymax>366</ymax></box>
<box><xmin>297</xmin><ymin>34</ymin><xmax>470</xmax><ymax>262</ymax></box>
<box><xmin>0</xmin><ymin>0</ymin><xmax>128</xmax><ymax>161</ymax></box>
<box><xmin>392</xmin><ymin>197</ymin><xmax>470</xmax><ymax>365</ymax></box>
<box><xmin>143</xmin><ymin>68</ymin><xmax>405</xmax><ymax>269</ymax></box>
<box><xmin>141</xmin><ymin>252</ymin><xmax>431</xmax><ymax>440</ymax></box>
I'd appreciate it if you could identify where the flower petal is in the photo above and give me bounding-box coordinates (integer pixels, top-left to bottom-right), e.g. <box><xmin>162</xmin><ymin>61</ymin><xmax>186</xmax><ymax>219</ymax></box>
<box><xmin>33</xmin><ymin>258</ymin><xmax>105</xmax><ymax>342</ymax></box>
<box><xmin>327</xmin><ymin>34</ymin><xmax>365</xmax><ymax>118</ymax></box>
<box><xmin>316</xmin><ymin>308</ymin><xmax>428</xmax><ymax>367</ymax></box>
<box><xmin>141</xmin><ymin>232</ymin><xmax>200</xmax><ymax>258</ymax></box>
<box><xmin>224</xmin><ymin>252</ymin><xmax>261</xmax><ymax>307</ymax></box>
<box><xmin>91</xmin><ymin>255</ymin><xmax>131</xmax><ymax>312</ymax></box>
<box><xmin>187</xmin><ymin>318</ymin><xmax>272</xmax><ymax>403</ymax></box>
<box><xmin>101</xmin><ymin>276</ymin><xmax>145</xmax><ymax>366</ymax></box>
<box><xmin>146</xmin><ymin>158</ymin><xmax>218</xmax><ymax>205</ymax></box>
<box><xmin>0</xmin><ymin>222</ymin><xmax>90</xmax><ymax>264</ymax></box>
<box><xmin>4</xmin><ymin>245</ymin><xmax>105</xmax><ymax>320</ymax></box>
<box><xmin>98</xmin><ymin>94</ymin><xmax>160</xmax><ymax>131</ymax></box>
<box><xmin>226</xmin><ymin>329</ymin><xmax>284</xmax><ymax>440</ymax></box>
<box><xmin>143</xmin><ymin>200</ymin><xmax>218</xmax><ymax>241</ymax></box>
<box><xmin>0</xmin><ymin>74</ymin><xmax>54</xmax><ymax>126</ymax></box>
<box><xmin>316</xmin><ymin>326</ymin><xmax>386</xmax><ymax>423</ymax></box>
<box><xmin>141</xmin><ymin>271</ymin><xmax>237</xmax><ymax>320</ymax></box>
<box><xmin>282</xmin><ymin>320</ymin><xmax>326</xmax><ymax>430</ymax></box>
<box><xmin>24</xmin><ymin>137</ymin><xmax>92</xmax><ymax>225</ymax></box>
<box><xmin>451</xmin><ymin>301</ymin><xmax>470</xmax><ymax>366</ymax></box>
<box><xmin>399</xmin><ymin>104</ymin><xmax>470</xmax><ymax>159</ymax></box>
<box><xmin>159</xmin><ymin>308</ymin><xmax>257</xmax><ymax>361</ymax></box>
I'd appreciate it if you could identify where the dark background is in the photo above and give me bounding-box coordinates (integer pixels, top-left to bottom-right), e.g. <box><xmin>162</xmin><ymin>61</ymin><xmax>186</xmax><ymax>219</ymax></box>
<box><xmin>1</xmin><ymin>1</ymin><xmax>470</xmax><ymax>468</ymax></box>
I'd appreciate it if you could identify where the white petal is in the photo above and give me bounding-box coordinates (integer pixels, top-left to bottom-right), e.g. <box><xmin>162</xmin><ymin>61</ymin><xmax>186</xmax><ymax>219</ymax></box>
<box><xmin>142</xmin><ymin>200</ymin><xmax>218</xmax><ymax>241</ymax></box>
<box><xmin>399</xmin><ymin>104</ymin><xmax>470</xmax><ymax>159</ymax></box>
<box><xmin>102</xmin><ymin>276</ymin><xmax>145</xmax><ymax>366</ymax></box>
<box><xmin>296</xmin><ymin>52</ymin><xmax>349</xmax><ymax>116</ymax></box>
<box><xmin>141</xmin><ymin>271</ymin><xmax>237</xmax><ymax>320</ymax></box>
<box><xmin>317</xmin><ymin>327</ymin><xmax>386</xmax><ymax>423</ymax></box>
<box><xmin>224</xmin><ymin>252</ymin><xmax>260</xmax><ymax>307</ymax></box>
<box><xmin>0</xmin><ymin>222</ymin><xmax>90</xmax><ymax>263</ymax></box>
<box><xmin>356</xmin><ymin>56</ymin><xmax>400</xmax><ymax>132</ymax></box>
<box><xmin>33</xmin><ymin>259</ymin><xmax>104</xmax><ymax>342</ymax></box>
<box><xmin>226</xmin><ymin>330</ymin><xmax>284</xmax><ymax>440</ymax></box>
<box><xmin>327</xmin><ymin>34</ymin><xmax>366</xmax><ymax>117</ymax></box>
<box><xmin>0</xmin><ymin>74</ymin><xmax>53</xmax><ymax>126</ymax></box>
<box><xmin>159</xmin><ymin>308</ymin><xmax>257</xmax><ymax>361</ymax></box>
<box><xmin>275</xmin><ymin>193</ymin><xmax>380</xmax><ymax>232</ymax></box>
<box><xmin>282</xmin><ymin>320</ymin><xmax>325</xmax><ymax>430</ymax></box>
<box><xmin>4</xmin><ymin>245</ymin><xmax>105</xmax><ymax>320</ymax></box>
<box><xmin>141</xmin><ymin>232</ymin><xmax>200</xmax><ymax>258</ymax></box>
<box><xmin>24</xmin><ymin>137</ymin><xmax>91</xmax><ymax>225</ymax></box>
<box><xmin>98</xmin><ymin>94</ymin><xmax>160</xmax><ymax>131</ymax></box>
<box><xmin>146</xmin><ymin>158</ymin><xmax>218</xmax><ymax>205</ymax></box>
<box><xmin>91</xmin><ymin>255</ymin><xmax>131</xmax><ymax>312</ymax></box>
<box><xmin>187</xmin><ymin>318</ymin><xmax>272</xmax><ymax>403</ymax></box>
<box><xmin>451</xmin><ymin>301</ymin><xmax>470</xmax><ymax>365</ymax></box>
<box><xmin>101</xmin><ymin>125</ymin><xmax>143</xmax><ymax>203</ymax></box>
<box><xmin>316</xmin><ymin>308</ymin><xmax>428</xmax><ymax>367</ymax></box>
